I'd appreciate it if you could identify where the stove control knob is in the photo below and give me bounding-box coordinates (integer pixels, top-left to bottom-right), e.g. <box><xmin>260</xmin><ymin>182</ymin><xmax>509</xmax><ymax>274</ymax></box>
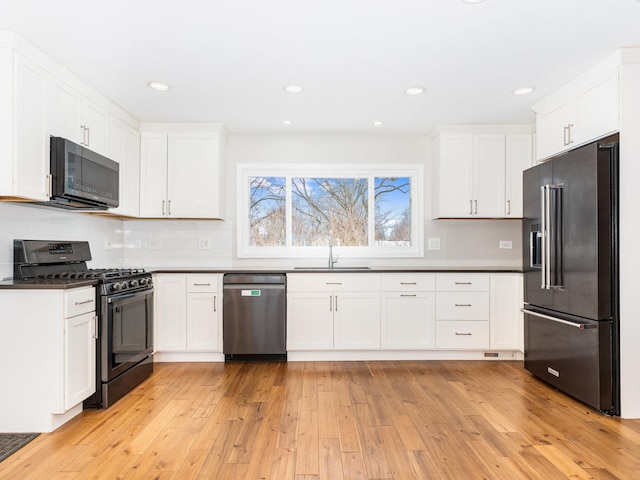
<box><xmin>139</xmin><ymin>278</ymin><xmax>148</xmax><ymax>286</ymax></box>
<box><xmin>130</xmin><ymin>279</ymin><xmax>139</xmax><ymax>288</ymax></box>
<box><xmin>112</xmin><ymin>282</ymin><xmax>123</xmax><ymax>292</ymax></box>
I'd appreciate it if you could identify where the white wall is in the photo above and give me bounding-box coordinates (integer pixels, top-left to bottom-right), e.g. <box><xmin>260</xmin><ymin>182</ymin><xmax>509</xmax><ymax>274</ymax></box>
<box><xmin>0</xmin><ymin>202</ymin><xmax>123</xmax><ymax>279</ymax></box>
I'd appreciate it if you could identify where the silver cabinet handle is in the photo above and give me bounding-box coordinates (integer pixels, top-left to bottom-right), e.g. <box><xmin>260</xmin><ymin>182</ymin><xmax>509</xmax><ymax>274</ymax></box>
<box><xmin>334</xmin><ymin>294</ymin><xmax>338</xmax><ymax>311</ymax></box>
<box><xmin>213</xmin><ymin>295</ymin><xmax>217</xmax><ymax>312</ymax></box>
<box><xmin>474</xmin><ymin>200</ymin><xmax>478</xmax><ymax>215</ymax></box>
<box><xmin>400</xmin><ymin>294</ymin><xmax>417</xmax><ymax>297</ymax></box>
<box><xmin>75</xmin><ymin>299</ymin><xmax>93</xmax><ymax>305</ymax></box>
<box><xmin>507</xmin><ymin>199</ymin><xmax>511</xmax><ymax>215</ymax></box>
<box><xmin>86</xmin><ymin>126</ymin><xmax>90</xmax><ymax>147</ymax></box>
<box><xmin>93</xmin><ymin>315</ymin><xmax>99</xmax><ymax>340</ymax></box>
<box><xmin>455</xmin><ymin>282</ymin><xmax>472</xmax><ymax>285</ymax></box>
<box><xmin>455</xmin><ymin>303</ymin><xmax>472</xmax><ymax>307</ymax></box>
<box><xmin>400</xmin><ymin>282</ymin><xmax>417</xmax><ymax>285</ymax></box>
<box><xmin>563</xmin><ymin>124</ymin><xmax>569</xmax><ymax>146</ymax></box>
<box><xmin>469</xmin><ymin>200</ymin><xmax>473</xmax><ymax>215</ymax></box>
<box><xmin>162</xmin><ymin>200</ymin><xmax>166</xmax><ymax>216</ymax></box>
<box><xmin>325</xmin><ymin>282</ymin><xmax>342</xmax><ymax>285</ymax></box>
<box><xmin>329</xmin><ymin>295</ymin><xmax>332</xmax><ymax>312</ymax></box>
<box><xmin>567</xmin><ymin>123</ymin><xmax>574</xmax><ymax>145</ymax></box>
<box><xmin>168</xmin><ymin>200</ymin><xmax>172</xmax><ymax>216</ymax></box>
<box><xmin>455</xmin><ymin>332</ymin><xmax>472</xmax><ymax>336</ymax></box>
<box><xmin>193</xmin><ymin>283</ymin><xmax>211</xmax><ymax>286</ymax></box>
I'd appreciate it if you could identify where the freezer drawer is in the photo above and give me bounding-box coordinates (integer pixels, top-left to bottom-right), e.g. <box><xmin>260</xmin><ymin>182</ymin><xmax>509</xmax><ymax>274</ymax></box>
<box><xmin>524</xmin><ymin>308</ymin><xmax>614</xmax><ymax>413</ymax></box>
<box><xmin>223</xmin><ymin>274</ymin><xmax>286</xmax><ymax>357</ymax></box>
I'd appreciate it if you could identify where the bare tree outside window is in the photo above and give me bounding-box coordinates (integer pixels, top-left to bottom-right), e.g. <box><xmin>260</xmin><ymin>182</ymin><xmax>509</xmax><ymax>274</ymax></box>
<box><xmin>247</xmin><ymin>173</ymin><xmax>413</xmax><ymax>250</ymax></box>
<box><xmin>249</xmin><ymin>176</ymin><xmax>286</xmax><ymax>246</ymax></box>
<box><xmin>292</xmin><ymin>178</ymin><xmax>368</xmax><ymax>246</ymax></box>
<box><xmin>374</xmin><ymin>176</ymin><xmax>411</xmax><ymax>246</ymax></box>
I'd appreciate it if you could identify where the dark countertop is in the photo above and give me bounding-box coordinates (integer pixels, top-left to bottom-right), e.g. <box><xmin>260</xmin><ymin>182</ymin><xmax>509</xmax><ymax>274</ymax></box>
<box><xmin>0</xmin><ymin>278</ymin><xmax>98</xmax><ymax>290</ymax></box>
<box><xmin>152</xmin><ymin>266</ymin><xmax>524</xmax><ymax>274</ymax></box>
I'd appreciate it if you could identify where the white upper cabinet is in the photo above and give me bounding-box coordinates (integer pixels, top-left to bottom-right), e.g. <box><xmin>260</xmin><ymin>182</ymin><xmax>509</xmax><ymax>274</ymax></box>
<box><xmin>108</xmin><ymin>116</ymin><xmax>140</xmax><ymax>217</ymax></box>
<box><xmin>532</xmin><ymin>54</ymin><xmax>620</xmax><ymax>161</ymax></box>
<box><xmin>49</xmin><ymin>75</ymin><xmax>109</xmax><ymax>156</ymax></box>
<box><xmin>0</xmin><ymin>47</ymin><xmax>49</xmax><ymax>201</ymax></box>
<box><xmin>431</xmin><ymin>126</ymin><xmax>532</xmax><ymax>219</ymax></box>
<box><xmin>140</xmin><ymin>124</ymin><xmax>226</xmax><ymax>219</ymax></box>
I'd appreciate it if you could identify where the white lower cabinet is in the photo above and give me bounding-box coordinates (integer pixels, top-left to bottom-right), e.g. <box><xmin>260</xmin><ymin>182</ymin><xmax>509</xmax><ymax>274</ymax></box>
<box><xmin>287</xmin><ymin>273</ymin><xmax>381</xmax><ymax>350</ymax></box>
<box><xmin>0</xmin><ymin>286</ymin><xmax>96</xmax><ymax>432</ymax></box>
<box><xmin>489</xmin><ymin>274</ymin><xmax>523</xmax><ymax>351</ymax></box>
<box><xmin>380</xmin><ymin>274</ymin><xmax>436</xmax><ymax>349</ymax></box>
<box><xmin>154</xmin><ymin>274</ymin><xmax>222</xmax><ymax>354</ymax></box>
<box><xmin>435</xmin><ymin>273</ymin><xmax>490</xmax><ymax>350</ymax></box>
<box><xmin>287</xmin><ymin>271</ymin><xmax>522</xmax><ymax>358</ymax></box>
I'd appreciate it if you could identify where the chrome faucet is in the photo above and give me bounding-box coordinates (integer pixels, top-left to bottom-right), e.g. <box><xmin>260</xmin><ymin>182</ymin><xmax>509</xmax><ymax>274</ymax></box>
<box><xmin>328</xmin><ymin>238</ymin><xmax>338</xmax><ymax>269</ymax></box>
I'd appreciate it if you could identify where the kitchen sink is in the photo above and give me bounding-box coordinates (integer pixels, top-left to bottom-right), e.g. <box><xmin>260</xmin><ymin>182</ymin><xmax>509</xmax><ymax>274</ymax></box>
<box><xmin>293</xmin><ymin>266</ymin><xmax>372</xmax><ymax>270</ymax></box>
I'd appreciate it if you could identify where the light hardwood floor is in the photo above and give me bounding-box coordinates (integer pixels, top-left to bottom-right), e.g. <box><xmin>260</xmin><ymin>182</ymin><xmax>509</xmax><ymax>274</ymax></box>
<box><xmin>1</xmin><ymin>360</ymin><xmax>640</xmax><ymax>479</ymax></box>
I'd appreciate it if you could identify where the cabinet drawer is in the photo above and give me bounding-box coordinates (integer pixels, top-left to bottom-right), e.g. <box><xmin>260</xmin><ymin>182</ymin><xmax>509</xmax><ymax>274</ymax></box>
<box><xmin>436</xmin><ymin>321</ymin><xmax>489</xmax><ymax>349</ymax></box>
<box><xmin>186</xmin><ymin>274</ymin><xmax>219</xmax><ymax>292</ymax></box>
<box><xmin>436</xmin><ymin>292</ymin><xmax>489</xmax><ymax>320</ymax></box>
<box><xmin>436</xmin><ymin>273</ymin><xmax>489</xmax><ymax>292</ymax></box>
<box><xmin>64</xmin><ymin>287</ymin><xmax>95</xmax><ymax>318</ymax></box>
<box><xmin>287</xmin><ymin>273</ymin><xmax>380</xmax><ymax>292</ymax></box>
<box><xmin>380</xmin><ymin>274</ymin><xmax>435</xmax><ymax>292</ymax></box>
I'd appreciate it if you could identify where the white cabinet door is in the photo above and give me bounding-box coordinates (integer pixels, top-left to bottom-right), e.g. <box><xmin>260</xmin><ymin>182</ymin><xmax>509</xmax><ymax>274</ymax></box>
<box><xmin>154</xmin><ymin>274</ymin><xmax>187</xmax><ymax>351</ymax></box>
<box><xmin>167</xmin><ymin>132</ymin><xmax>222</xmax><ymax>218</ymax></box>
<box><xmin>573</xmin><ymin>71</ymin><xmax>618</xmax><ymax>146</ymax></box>
<box><xmin>473</xmin><ymin>134</ymin><xmax>505</xmax><ymax>217</ymax></box>
<box><xmin>333</xmin><ymin>292</ymin><xmax>381</xmax><ymax>349</ymax></box>
<box><xmin>380</xmin><ymin>292</ymin><xmax>435</xmax><ymax>349</ymax></box>
<box><xmin>49</xmin><ymin>76</ymin><xmax>109</xmax><ymax>156</ymax></box>
<box><xmin>64</xmin><ymin>311</ymin><xmax>96</xmax><ymax>410</ymax></box>
<box><xmin>82</xmin><ymin>98</ymin><xmax>108</xmax><ymax>155</ymax></box>
<box><xmin>489</xmin><ymin>274</ymin><xmax>523</xmax><ymax>351</ymax></box>
<box><xmin>186</xmin><ymin>292</ymin><xmax>220</xmax><ymax>352</ymax></box>
<box><xmin>109</xmin><ymin>119</ymin><xmax>140</xmax><ymax>216</ymax></box>
<box><xmin>287</xmin><ymin>292</ymin><xmax>334</xmax><ymax>350</ymax></box>
<box><xmin>536</xmin><ymin>102</ymin><xmax>571</xmax><ymax>161</ymax></box>
<box><xmin>13</xmin><ymin>52</ymin><xmax>48</xmax><ymax>201</ymax></box>
<box><xmin>505</xmin><ymin>134</ymin><xmax>533</xmax><ymax>218</ymax></box>
<box><xmin>139</xmin><ymin>132</ymin><xmax>168</xmax><ymax>217</ymax></box>
<box><xmin>435</xmin><ymin>134</ymin><xmax>474</xmax><ymax>217</ymax></box>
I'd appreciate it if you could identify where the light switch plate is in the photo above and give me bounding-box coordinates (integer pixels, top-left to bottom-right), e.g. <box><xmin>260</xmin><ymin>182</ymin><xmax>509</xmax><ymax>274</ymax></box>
<box><xmin>499</xmin><ymin>240</ymin><xmax>513</xmax><ymax>249</ymax></box>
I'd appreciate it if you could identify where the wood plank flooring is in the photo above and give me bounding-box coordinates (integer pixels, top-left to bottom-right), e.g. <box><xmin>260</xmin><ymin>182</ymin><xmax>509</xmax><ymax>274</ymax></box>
<box><xmin>1</xmin><ymin>360</ymin><xmax>640</xmax><ymax>479</ymax></box>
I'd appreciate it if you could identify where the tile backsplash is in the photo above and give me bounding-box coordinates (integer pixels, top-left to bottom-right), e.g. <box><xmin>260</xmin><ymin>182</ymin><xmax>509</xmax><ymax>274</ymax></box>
<box><xmin>0</xmin><ymin>202</ymin><xmax>233</xmax><ymax>279</ymax></box>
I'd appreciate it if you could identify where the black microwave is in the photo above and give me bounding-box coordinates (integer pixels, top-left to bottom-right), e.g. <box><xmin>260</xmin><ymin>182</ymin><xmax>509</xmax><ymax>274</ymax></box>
<box><xmin>49</xmin><ymin>136</ymin><xmax>119</xmax><ymax>210</ymax></box>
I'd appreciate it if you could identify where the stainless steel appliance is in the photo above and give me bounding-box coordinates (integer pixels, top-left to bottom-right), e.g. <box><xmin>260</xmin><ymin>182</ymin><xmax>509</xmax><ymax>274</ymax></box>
<box><xmin>46</xmin><ymin>137</ymin><xmax>119</xmax><ymax>210</ymax></box>
<box><xmin>13</xmin><ymin>240</ymin><xmax>153</xmax><ymax>409</ymax></box>
<box><xmin>223</xmin><ymin>273</ymin><xmax>286</xmax><ymax>360</ymax></box>
<box><xmin>522</xmin><ymin>134</ymin><xmax>619</xmax><ymax>415</ymax></box>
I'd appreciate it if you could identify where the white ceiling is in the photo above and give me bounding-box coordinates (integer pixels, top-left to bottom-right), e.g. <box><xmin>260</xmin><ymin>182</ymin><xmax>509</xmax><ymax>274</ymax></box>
<box><xmin>1</xmin><ymin>0</ymin><xmax>640</xmax><ymax>134</ymax></box>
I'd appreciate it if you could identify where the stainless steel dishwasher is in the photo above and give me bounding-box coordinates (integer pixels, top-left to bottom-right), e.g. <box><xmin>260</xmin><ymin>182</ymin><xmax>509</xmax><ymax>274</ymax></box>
<box><xmin>223</xmin><ymin>273</ymin><xmax>286</xmax><ymax>360</ymax></box>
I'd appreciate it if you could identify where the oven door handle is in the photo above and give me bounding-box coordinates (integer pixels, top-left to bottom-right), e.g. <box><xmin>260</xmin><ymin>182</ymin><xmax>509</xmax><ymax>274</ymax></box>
<box><xmin>107</xmin><ymin>288</ymin><xmax>154</xmax><ymax>303</ymax></box>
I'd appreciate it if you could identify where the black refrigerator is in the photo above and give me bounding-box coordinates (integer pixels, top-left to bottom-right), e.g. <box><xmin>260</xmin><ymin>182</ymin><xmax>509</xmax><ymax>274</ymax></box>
<box><xmin>522</xmin><ymin>134</ymin><xmax>619</xmax><ymax>415</ymax></box>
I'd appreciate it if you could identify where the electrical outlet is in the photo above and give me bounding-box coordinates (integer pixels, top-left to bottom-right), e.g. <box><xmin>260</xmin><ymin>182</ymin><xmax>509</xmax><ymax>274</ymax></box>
<box><xmin>427</xmin><ymin>237</ymin><xmax>441</xmax><ymax>251</ymax></box>
<box><xmin>198</xmin><ymin>238</ymin><xmax>211</xmax><ymax>250</ymax></box>
<box><xmin>499</xmin><ymin>240</ymin><xmax>513</xmax><ymax>249</ymax></box>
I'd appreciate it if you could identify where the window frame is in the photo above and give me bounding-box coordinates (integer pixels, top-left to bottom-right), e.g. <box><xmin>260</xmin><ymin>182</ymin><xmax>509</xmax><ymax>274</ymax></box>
<box><xmin>237</xmin><ymin>164</ymin><xmax>424</xmax><ymax>259</ymax></box>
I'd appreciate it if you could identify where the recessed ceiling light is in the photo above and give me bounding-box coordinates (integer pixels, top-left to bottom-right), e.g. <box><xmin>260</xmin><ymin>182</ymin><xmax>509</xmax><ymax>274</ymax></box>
<box><xmin>147</xmin><ymin>81</ymin><xmax>171</xmax><ymax>91</ymax></box>
<box><xmin>282</xmin><ymin>120</ymin><xmax>293</xmax><ymax>125</ymax></box>
<box><xmin>373</xmin><ymin>121</ymin><xmax>384</xmax><ymax>126</ymax></box>
<box><xmin>512</xmin><ymin>85</ymin><xmax>536</xmax><ymax>96</ymax></box>
<box><xmin>284</xmin><ymin>84</ymin><xmax>304</xmax><ymax>94</ymax></box>
<box><xmin>405</xmin><ymin>86</ymin><xmax>426</xmax><ymax>96</ymax></box>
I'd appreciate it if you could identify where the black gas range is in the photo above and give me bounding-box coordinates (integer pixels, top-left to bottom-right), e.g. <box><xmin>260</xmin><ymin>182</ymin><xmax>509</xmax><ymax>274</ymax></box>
<box><xmin>13</xmin><ymin>239</ymin><xmax>154</xmax><ymax>409</ymax></box>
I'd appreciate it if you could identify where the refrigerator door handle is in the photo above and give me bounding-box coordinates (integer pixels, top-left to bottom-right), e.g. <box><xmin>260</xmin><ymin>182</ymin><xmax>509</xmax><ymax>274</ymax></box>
<box><xmin>549</xmin><ymin>185</ymin><xmax>564</xmax><ymax>289</ymax></box>
<box><xmin>521</xmin><ymin>308</ymin><xmax>592</xmax><ymax>329</ymax></box>
<box><xmin>541</xmin><ymin>185</ymin><xmax>550</xmax><ymax>289</ymax></box>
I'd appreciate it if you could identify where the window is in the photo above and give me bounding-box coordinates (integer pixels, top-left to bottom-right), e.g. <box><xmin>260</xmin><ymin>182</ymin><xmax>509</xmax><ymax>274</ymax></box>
<box><xmin>238</xmin><ymin>165</ymin><xmax>423</xmax><ymax>258</ymax></box>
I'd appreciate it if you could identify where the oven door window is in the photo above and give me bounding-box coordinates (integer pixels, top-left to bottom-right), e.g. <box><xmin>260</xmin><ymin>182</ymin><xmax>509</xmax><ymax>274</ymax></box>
<box><xmin>109</xmin><ymin>292</ymin><xmax>152</xmax><ymax>368</ymax></box>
